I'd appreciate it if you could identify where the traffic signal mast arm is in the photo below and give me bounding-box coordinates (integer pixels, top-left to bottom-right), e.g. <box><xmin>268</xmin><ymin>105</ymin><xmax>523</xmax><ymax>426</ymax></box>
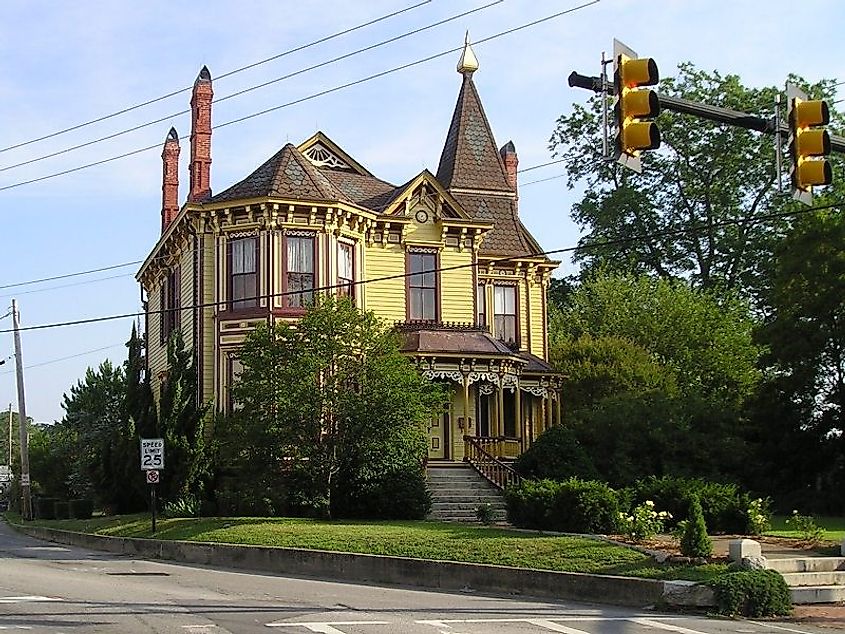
<box><xmin>569</xmin><ymin>71</ymin><xmax>845</xmax><ymax>153</ymax></box>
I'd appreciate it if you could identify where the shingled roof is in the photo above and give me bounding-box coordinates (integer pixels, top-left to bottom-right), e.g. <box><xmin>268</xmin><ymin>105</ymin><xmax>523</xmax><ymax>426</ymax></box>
<box><xmin>455</xmin><ymin>192</ymin><xmax>543</xmax><ymax>257</ymax></box>
<box><xmin>209</xmin><ymin>143</ymin><xmax>348</xmax><ymax>204</ymax></box>
<box><xmin>436</xmin><ymin>73</ymin><xmax>513</xmax><ymax>192</ymax></box>
<box><xmin>318</xmin><ymin>169</ymin><xmax>397</xmax><ymax>211</ymax></box>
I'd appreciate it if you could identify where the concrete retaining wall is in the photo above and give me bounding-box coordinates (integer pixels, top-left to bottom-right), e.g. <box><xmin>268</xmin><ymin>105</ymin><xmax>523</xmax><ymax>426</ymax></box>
<box><xmin>13</xmin><ymin>524</ymin><xmax>711</xmax><ymax>608</ymax></box>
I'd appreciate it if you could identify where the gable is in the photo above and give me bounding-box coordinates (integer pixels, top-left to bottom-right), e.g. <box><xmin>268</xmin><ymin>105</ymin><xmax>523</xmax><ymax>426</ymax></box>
<box><xmin>381</xmin><ymin>171</ymin><xmax>470</xmax><ymax>220</ymax></box>
<box><xmin>297</xmin><ymin>131</ymin><xmax>373</xmax><ymax>177</ymax></box>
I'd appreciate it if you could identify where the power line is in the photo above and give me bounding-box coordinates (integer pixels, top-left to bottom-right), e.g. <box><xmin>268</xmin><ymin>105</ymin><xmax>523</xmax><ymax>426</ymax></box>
<box><xmin>0</xmin><ymin>1</ymin><xmax>432</xmax><ymax>156</ymax></box>
<box><xmin>0</xmin><ymin>343</ymin><xmax>126</xmax><ymax>376</ymax></box>
<box><xmin>522</xmin><ymin>173</ymin><xmax>566</xmax><ymax>187</ymax></box>
<box><xmin>0</xmin><ymin>1</ymin><xmax>502</xmax><ymax>175</ymax></box>
<box><xmin>0</xmin><ymin>272</ymin><xmax>134</xmax><ymax>300</ymax></box>
<box><xmin>0</xmin><ymin>200</ymin><xmax>836</xmax><ymax>336</ymax></box>
<box><xmin>0</xmin><ymin>1</ymin><xmax>601</xmax><ymax>193</ymax></box>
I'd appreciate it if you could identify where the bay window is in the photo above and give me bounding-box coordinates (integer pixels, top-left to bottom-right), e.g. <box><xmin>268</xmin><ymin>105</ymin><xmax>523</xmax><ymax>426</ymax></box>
<box><xmin>286</xmin><ymin>234</ymin><xmax>315</xmax><ymax>309</ymax></box>
<box><xmin>493</xmin><ymin>284</ymin><xmax>517</xmax><ymax>345</ymax></box>
<box><xmin>338</xmin><ymin>242</ymin><xmax>354</xmax><ymax>299</ymax></box>
<box><xmin>229</xmin><ymin>236</ymin><xmax>258</xmax><ymax>310</ymax></box>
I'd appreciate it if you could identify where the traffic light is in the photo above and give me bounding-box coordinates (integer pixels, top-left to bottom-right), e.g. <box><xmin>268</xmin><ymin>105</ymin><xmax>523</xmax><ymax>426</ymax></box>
<box><xmin>614</xmin><ymin>39</ymin><xmax>660</xmax><ymax>173</ymax></box>
<box><xmin>787</xmin><ymin>83</ymin><xmax>831</xmax><ymax>205</ymax></box>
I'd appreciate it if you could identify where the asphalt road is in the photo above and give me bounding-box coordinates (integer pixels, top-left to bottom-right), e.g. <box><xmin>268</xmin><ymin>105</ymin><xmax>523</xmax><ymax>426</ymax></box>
<box><xmin>0</xmin><ymin>521</ymin><xmax>830</xmax><ymax>634</ymax></box>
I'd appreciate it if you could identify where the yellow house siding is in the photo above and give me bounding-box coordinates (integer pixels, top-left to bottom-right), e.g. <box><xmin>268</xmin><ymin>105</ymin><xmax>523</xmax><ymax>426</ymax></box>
<box><xmin>201</xmin><ymin>233</ymin><xmax>215</xmax><ymax>405</ymax></box>
<box><xmin>529</xmin><ymin>281</ymin><xmax>545</xmax><ymax>359</ymax></box>
<box><xmin>518</xmin><ymin>278</ymin><xmax>529</xmax><ymax>348</ymax></box>
<box><xmin>178</xmin><ymin>249</ymin><xmax>194</xmax><ymax>349</ymax></box>
<box><xmin>147</xmin><ymin>282</ymin><xmax>167</xmax><ymax>402</ymax></box>
<box><xmin>439</xmin><ymin>248</ymin><xmax>474</xmax><ymax>322</ymax></box>
<box><xmin>405</xmin><ymin>218</ymin><xmax>441</xmax><ymax>243</ymax></box>
<box><xmin>364</xmin><ymin>243</ymin><xmax>405</xmax><ymax>322</ymax></box>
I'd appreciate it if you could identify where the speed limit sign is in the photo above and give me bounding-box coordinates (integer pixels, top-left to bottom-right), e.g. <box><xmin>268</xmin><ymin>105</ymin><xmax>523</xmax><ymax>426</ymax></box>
<box><xmin>140</xmin><ymin>438</ymin><xmax>165</xmax><ymax>471</ymax></box>
<box><xmin>146</xmin><ymin>470</ymin><xmax>160</xmax><ymax>485</ymax></box>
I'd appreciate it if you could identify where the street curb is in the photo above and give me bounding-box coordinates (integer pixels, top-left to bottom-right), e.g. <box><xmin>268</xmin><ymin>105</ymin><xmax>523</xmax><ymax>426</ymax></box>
<box><xmin>11</xmin><ymin>523</ymin><xmax>714</xmax><ymax>608</ymax></box>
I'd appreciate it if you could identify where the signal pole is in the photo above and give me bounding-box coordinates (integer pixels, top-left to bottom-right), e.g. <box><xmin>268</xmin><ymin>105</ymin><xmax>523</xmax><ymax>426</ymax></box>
<box><xmin>7</xmin><ymin>403</ymin><xmax>11</xmax><ymax>465</ymax></box>
<box><xmin>11</xmin><ymin>299</ymin><xmax>31</xmax><ymax>520</ymax></box>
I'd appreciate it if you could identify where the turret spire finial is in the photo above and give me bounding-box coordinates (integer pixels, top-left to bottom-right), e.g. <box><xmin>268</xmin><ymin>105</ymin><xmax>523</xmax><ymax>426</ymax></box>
<box><xmin>456</xmin><ymin>31</ymin><xmax>479</xmax><ymax>75</ymax></box>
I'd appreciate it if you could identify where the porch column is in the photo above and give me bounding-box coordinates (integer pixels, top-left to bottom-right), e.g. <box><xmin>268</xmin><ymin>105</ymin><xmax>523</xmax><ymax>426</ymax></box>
<box><xmin>545</xmin><ymin>392</ymin><xmax>552</xmax><ymax>430</ymax></box>
<box><xmin>515</xmin><ymin>385</ymin><xmax>523</xmax><ymax>451</ymax></box>
<box><xmin>497</xmin><ymin>384</ymin><xmax>505</xmax><ymax>439</ymax></box>
<box><xmin>463</xmin><ymin>376</ymin><xmax>470</xmax><ymax>438</ymax></box>
<box><xmin>555</xmin><ymin>390</ymin><xmax>562</xmax><ymax>426</ymax></box>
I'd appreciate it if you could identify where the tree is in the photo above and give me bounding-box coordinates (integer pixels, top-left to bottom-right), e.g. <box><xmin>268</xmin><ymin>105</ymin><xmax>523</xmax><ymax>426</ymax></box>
<box><xmin>549</xmin><ymin>64</ymin><xmax>841</xmax><ymax>301</ymax></box>
<box><xmin>126</xmin><ymin>323</ymin><xmax>157</xmax><ymax>439</ymax></box>
<box><xmin>157</xmin><ymin>332</ymin><xmax>209</xmax><ymax>507</ymax></box>
<box><xmin>548</xmin><ymin>271</ymin><xmax>762</xmax><ymax>485</ymax></box>
<box><xmin>751</xmin><ymin>210</ymin><xmax>845</xmax><ymax>512</ymax></box>
<box><xmin>227</xmin><ymin>296</ymin><xmax>442</xmax><ymax>519</ymax></box>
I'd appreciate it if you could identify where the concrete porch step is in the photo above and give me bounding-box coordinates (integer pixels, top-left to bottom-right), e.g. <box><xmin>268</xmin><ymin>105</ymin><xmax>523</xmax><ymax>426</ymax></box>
<box><xmin>430</xmin><ymin>495</ymin><xmax>505</xmax><ymax>504</ymax></box>
<box><xmin>766</xmin><ymin>557</ymin><xmax>845</xmax><ymax>574</ymax></box>
<box><xmin>781</xmin><ymin>571</ymin><xmax>845</xmax><ymax>587</ymax></box>
<box><xmin>790</xmin><ymin>584</ymin><xmax>845</xmax><ymax>604</ymax></box>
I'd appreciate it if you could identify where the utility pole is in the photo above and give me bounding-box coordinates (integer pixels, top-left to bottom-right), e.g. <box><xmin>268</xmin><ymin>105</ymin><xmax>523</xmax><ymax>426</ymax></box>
<box><xmin>11</xmin><ymin>299</ymin><xmax>31</xmax><ymax>520</ymax></box>
<box><xmin>7</xmin><ymin>404</ymin><xmax>11</xmax><ymax>466</ymax></box>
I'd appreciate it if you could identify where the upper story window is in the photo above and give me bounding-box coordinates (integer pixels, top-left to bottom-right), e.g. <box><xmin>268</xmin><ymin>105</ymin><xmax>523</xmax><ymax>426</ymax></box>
<box><xmin>338</xmin><ymin>242</ymin><xmax>354</xmax><ymax>299</ymax></box>
<box><xmin>286</xmin><ymin>234</ymin><xmax>315</xmax><ymax>309</ymax></box>
<box><xmin>477</xmin><ymin>283</ymin><xmax>487</xmax><ymax>328</ymax></box>
<box><xmin>408</xmin><ymin>251</ymin><xmax>437</xmax><ymax>321</ymax></box>
<box><xmin>230</xmin><ymin>236</ymin><xmax>258</xmax><ymax>310</ymax></box>
<box><xmin>493</xmin><ymin>285</ymin><xmax>517</xmax><ymax>345</ymax></box>
<box><xmin>160</xmin><ymin>268</ymin><xmax>180</xmax><ymax>344</ymax></box>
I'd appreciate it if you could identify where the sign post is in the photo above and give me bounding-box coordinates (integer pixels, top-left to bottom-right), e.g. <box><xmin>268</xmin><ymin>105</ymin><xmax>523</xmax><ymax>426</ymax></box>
<box><xmin>140</xmin><ymin>439</ymin><xmax>164</xmax><ymax>534</ymax></box>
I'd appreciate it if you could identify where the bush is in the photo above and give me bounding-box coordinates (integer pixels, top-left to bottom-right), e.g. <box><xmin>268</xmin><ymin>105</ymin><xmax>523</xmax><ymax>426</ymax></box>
<box><xmin>710</xmin><ymin>570</ymin><xmax>792</xmax><ymax>617</ymax></box>
<box><xmin>53</xmin><ymin>500</ymin><xmax>70</xmax><ymax>520</ymax></box>
<box><xmin>785</xmin><ymin>509</ymin><xmax>826</xmax><ymax>545</ymax></box>
<box><xmin>618</xmin><ymin>500</ymin><xmax>672</xmax><ymax>541</ymax></box>
<box><xmin>513</xmin><ymin>426</ymin><xmax>598</xmax><ymax>481</ymax></box>
<box><xmin>746</xmin><ymin>498</ymin><xmax>771</xmax><ymax>535</ymax></box>
<box><xmin>506</xmin><ymin>478</ymin><xmax>619</xmax><ymax>534</ymax></box>
<box><xmin>163</xmin><ymin>495</ymin><xmax>200</xmax><ymax>518</ymax></box>
<box><xmin>69</xmin><ymin>499</ymin><xmax>94</xmax><ymax>519</ymax></box>
<box><xmin>629</xmin><ymin>476</ymin><xmax>758</xmax><ymax>533</ymax></box>
<box><xmin>680</xmin><ymin>496</ymin><xmax>712</xmax><ymax>558</ymax></box>
<box><xmin>476</xmin><ymin>503</ymin><xmax>495</xmax><ymax>525</ymax></box>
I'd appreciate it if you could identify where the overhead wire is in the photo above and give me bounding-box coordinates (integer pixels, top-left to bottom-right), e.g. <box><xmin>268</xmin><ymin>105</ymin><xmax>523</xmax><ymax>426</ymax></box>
<box><xmin>0</xmin><ymin>0</ymin><xmax>432</xmax><ymax>156</ymax></box>
<box><xmin>0</xmin><ymin>199</ymin><xmax>837</xmax><ymax>336</ymax></box>
<box><xmin>0</xmin><ymin>343</ymin><xmax>126</xmax><ymax>376</ymax></box>
<box><xmin>0</xmin><ymin>0</ymin><xmax>601</xmax><ymax>193</ymax></box>
<box><xmin>0</xmin><ymin>0</ymin><xmax>503</xmax><ymax>175</ymax></box>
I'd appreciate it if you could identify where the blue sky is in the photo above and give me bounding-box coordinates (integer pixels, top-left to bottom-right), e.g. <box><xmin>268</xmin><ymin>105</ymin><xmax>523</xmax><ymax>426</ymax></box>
<box><xmin>0</xmin><ymin>0</ymin><xmax>841</xmax><ymax>424</ymax></box>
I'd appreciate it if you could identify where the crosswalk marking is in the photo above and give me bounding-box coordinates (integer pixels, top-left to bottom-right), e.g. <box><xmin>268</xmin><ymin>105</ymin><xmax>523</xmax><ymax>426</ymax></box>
<box><xmin>265</xmin><ymin>621</ymin><xmax>390</xmax><ymax>632</ymax></box>
<box><xmin>629</xmin><ymin>618</ymin><xmax>709</xmax><ymax>634</ymax></box>
<box><xmin>526</xmin><ymin>619</ymin><xmax>592</xmax><ymax>633</ymax></box>
<box><xmin>0</xmin><ymin>596</ymin><xmax>62</xmax><ymax>604</ymax></box>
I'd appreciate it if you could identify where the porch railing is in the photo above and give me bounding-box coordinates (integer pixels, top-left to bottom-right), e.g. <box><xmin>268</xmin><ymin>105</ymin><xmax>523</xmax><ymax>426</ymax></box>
<box><xmin>463</xmin><ymin>435</ymin><xmax>522</xmax><ymax>491</ymax></box>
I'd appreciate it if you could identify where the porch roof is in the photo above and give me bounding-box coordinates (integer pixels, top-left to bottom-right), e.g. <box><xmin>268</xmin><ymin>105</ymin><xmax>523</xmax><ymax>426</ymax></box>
<box><xmin>398</xmin><ymin>325</ymin><xmax>515</xmax><ymax>357</ymax></box>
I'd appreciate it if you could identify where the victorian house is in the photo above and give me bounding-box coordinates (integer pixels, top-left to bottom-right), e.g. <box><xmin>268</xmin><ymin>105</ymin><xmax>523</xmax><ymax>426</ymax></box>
<box><xmin>137</xmin><ymin>40</ymin><xmax>562</xmax><ymax>462</ymax></box>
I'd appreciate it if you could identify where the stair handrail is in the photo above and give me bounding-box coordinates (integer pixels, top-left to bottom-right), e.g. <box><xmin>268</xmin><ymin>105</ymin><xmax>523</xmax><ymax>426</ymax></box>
<box><xmin>463</xmin><ymin>435</ymin><xmax>522</xmax><ymax>491</ymax></box>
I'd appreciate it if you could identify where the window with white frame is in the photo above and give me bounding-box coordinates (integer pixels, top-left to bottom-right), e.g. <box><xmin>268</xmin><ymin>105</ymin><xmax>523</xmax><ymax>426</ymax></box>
<box><xmin>477</xmin><ymin>283</ymin><xmax>486</xmax><ymax>328</ymax></box>
<box><xmin>493</xmin><ymin>285</ymin><xmax>517</xmax><ymax>344</ymax></box>
<box><xmin>286</xmin><ymin>234</ymin><xmax>315</xmax><ymax>309</ymax></box>
<box><xmin>229</xmin><ymin>236</ymin><xmax>258</xmax><ymax>310</ymax></box>
<box><xmin>337</xmin><ymin>242</ymin><xmax>354</xmax><ymax>299</ymax></box>
<box><xmin>408</xmin><ymin>251</ymin><xmax>437</xmax><ymax>321</ymax></box>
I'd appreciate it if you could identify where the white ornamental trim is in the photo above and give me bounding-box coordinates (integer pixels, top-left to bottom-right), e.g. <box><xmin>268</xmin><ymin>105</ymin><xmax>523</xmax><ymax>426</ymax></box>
<box><xmin>422</xmin><ymin>370</ymin><xmax>462</xmax><ymax>383</ymax></box>
<box><xmin>520</xmin><ymin>385</ymin><xmax>548</xmax><ymax>397</ymax></box>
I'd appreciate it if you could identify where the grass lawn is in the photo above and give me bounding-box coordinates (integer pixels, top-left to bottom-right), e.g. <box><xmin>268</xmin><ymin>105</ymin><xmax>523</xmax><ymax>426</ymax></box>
<box><xmin>4</xmin><ymin>512</ymin><xmax>728</xmax><ymax>582</ymax></box>
<box><xmin>767</xmin><ymin>515</ymin><xmax>845</xmax><ymax>542</ymax></box>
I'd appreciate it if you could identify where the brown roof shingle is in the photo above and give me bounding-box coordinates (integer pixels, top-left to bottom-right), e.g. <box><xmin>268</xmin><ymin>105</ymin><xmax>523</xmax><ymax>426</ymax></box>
<box><xmin>318</xmin><ymin>169</ymin><xmax>397</xmax><ymax>211</ymax></box>
<box><xmin>209</xmin><ymin>143</ymin><xmax>348</xmax><ymax>204</ymax></box>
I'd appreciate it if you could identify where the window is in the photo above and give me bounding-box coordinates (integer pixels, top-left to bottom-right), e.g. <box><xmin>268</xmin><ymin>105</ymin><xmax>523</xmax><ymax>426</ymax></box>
<box><xmin>227</xmin><ymin>355</ymin><xmax>244</xmax><ymax>412</ymax></box>
<box><xmin>286</xmin><ymin>235</ymin><xmax>315</xmax><ymax>309</ymax></box>
<box><xmin>230</xmin><ymin>236</ymin><xmax>258</xmax><ymax>310</ymax></box>
<box><xmin>477</xmin><ymin>283</ymin><xmax>486</xmax><ymax>328</ymax></box>
<box><xmin>337</xmin><ymin>242</ymin><xmax>354</xmax><ymax>299</ymax></box>
<box><xmin>408</xmin><ymin>251</ymin><xmax>437</xmax><ymax>321</ymax></box>
<box><xmin>493</xmin><ymin>285</ymin><xmax>517</xmax><ymax>344</ymax></box>
<box><xmin>160</xmin><ymin>268</ymin><xmax>179</xmax><ymax>344</ymax></box>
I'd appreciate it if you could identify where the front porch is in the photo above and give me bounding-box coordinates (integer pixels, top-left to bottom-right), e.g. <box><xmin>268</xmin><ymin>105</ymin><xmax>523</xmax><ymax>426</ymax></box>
<box><xmin>397</xmin><ymin>321</ymin><xmax>562</xmax><ymax>462</ymax></box>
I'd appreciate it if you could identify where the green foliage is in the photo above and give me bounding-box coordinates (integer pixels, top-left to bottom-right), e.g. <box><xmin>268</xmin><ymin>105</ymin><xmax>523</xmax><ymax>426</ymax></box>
<box><xmin>513</xmin><ymin>424</ymin><xmax>598</xmax><ymax>481</ymax></box>
<box><xmin>53</xmin><ymin>500</ymin><xmax>69</xmax><ymax>520</ymax></box>
<box><xmin>476</xmin><ymin>503</ymin><xmax>495</xmax><ymax>525</ymax></box>
<box><xmin>506</xmin><ymin>478</ymin><xmax>620</xmax><ymax>534</ymax></box>
<box><xmin>221</xmin><ymin>296</ymin><xmax>442</xmax><ymax>519</ymax></box>
<box><xmin>34</xmin><ymin>497</ymin><xmax>57</xmax><ymax>520</ymax></box>
<box><xmin>785</xmin><ymin>510</ymin><xmax>826</xmax><ymax>545</ymax></box>
<box><xmin>157</xmin><ymin>332</ymin><xmax>210</xmax><ymax>506</ymax></box>
<box><xmin>746</xmin><ymin>498</ymin><xmax>771</xmax><ymax>536</ymax></box>
<box><xmin>162</xmin><ymin>495</ymin><xmax>201</xmax><ymax>518</ymax></box>
<box><xmin>618</xmin><ymin>500</ymin><xmax>671</xmax><ymax>542</ymax></box>
<box><xmin>680</xmin><ymin>496</ymin><xmax>712</xmax><ymax>558</ymax></box>
<box><xmin>710</xmin><ymin>570</ymin><xmax>792</xmax><ymax>617</ymax></box>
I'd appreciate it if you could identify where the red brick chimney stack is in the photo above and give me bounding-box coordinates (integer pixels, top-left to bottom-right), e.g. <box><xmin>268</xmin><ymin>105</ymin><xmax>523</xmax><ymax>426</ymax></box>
<box><xmin>161</xmin><ymin>127</ymin><xmax>180</xmax><ymax>233</ymax></box>
<box><xmin>189</xmin><ymin>66</ymin><xmax>213</xmax><ymax>203</ymax></box>
<box><xmin>500</xmin><ymin>140</ymin><xmax>518</xmax><ymax>193</ymax></box>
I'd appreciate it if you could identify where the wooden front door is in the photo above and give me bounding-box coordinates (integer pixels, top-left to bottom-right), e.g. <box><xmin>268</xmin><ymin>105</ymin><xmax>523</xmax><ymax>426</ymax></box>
<box><xmin>428</xmin><ymin>400</ymin><xmax>452</xmax><ymax>459</ymax></box>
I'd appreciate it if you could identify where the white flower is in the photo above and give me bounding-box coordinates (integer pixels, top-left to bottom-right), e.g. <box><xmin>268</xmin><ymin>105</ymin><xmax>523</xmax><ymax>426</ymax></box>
<box><xmin>645</xmin><ymin>500</ymin><xmax>654</xmax><ymax>507</ymax></box>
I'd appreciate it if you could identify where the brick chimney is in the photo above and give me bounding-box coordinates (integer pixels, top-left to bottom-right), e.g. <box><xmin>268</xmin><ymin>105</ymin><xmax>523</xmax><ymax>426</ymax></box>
<box><xmin>161</xmin><ymin>127</ymin><xmax>180</xmax><ymax>233</ymax></box>
<box><xmin>500</xmin><ymin>141</ymin><xmax>518</xmax><ymax>193</ymax></box>
<box><xmin>189</xmin><ymin>66</ymin><xmax>213</xmax><ymax>203</ymax></box>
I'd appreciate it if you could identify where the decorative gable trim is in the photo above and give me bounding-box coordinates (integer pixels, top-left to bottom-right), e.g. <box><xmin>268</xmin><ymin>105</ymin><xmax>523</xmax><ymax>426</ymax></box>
<box><xmin>297</xmin><ymin>131</ymin><xmax>373</xmax><ymax>176</ymax></box>
<box><xmin>382</xmin><ymin>170</ymin><xmax>471</xmax><ymax>220</ymax></box>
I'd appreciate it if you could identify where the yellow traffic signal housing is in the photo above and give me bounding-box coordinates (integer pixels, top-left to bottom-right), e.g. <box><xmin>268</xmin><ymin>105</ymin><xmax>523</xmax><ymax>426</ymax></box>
<box><xmin>787</xmin><ymin>83</ymin><xmax>831</xmax><ymax>204</ymax></box>
<box><xmin>614</xmin><ymin>39</ymin><xmax>660</xmax><ymax>173</ymax></box>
